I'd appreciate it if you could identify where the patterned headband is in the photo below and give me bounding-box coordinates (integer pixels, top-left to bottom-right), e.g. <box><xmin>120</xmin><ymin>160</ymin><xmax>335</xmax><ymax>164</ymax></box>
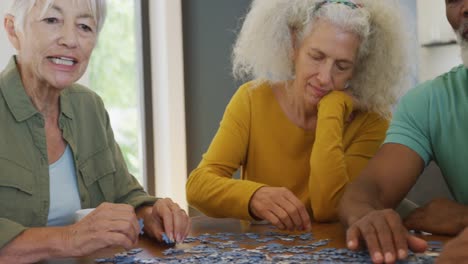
<box><xmin>314</xmin><ymin>0</ymin><xmax>363</xmax><ymax>12</ymax></box>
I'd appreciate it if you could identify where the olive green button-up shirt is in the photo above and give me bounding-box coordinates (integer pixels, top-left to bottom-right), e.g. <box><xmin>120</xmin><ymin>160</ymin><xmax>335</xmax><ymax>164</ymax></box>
<box><xmin>0</xmin><ymin>57</ymin><xmax>158</xmax><ymax>248</ymax></box>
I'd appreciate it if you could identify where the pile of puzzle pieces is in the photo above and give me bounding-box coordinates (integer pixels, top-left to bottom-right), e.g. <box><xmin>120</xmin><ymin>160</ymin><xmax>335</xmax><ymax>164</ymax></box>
<box><xmin>95</xmin><ymin>231</ymin><xmax>442</xmax><ymax>263</ymax></box>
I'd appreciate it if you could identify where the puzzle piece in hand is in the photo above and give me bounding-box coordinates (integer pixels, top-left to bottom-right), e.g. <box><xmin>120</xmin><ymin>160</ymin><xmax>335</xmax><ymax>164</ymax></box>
<box><xmin>419</xmin><ymin>240</ymin><xmax>444</xmax><ymax>258</ymax></box>
<box><xmin>162</xmin><ymin>233</ymin><xmax>176</xmax><ymax>247</ymax></box>
<box><xmin>138</xmin><ymin>218</ymin><xmax>144</xmax><ymax>235</ymax></box>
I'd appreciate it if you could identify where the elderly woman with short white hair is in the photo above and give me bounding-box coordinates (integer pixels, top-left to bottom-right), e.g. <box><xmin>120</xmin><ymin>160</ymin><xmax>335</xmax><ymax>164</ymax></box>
<box><xmin>0</xmin><ymin>0</ymin><xmax>189</xmax><ymax>262</ymax></box>
<box><xmin>187</xmin><ymin>0</ymin><xmax>410</xmax><ymax>230</ymax></box>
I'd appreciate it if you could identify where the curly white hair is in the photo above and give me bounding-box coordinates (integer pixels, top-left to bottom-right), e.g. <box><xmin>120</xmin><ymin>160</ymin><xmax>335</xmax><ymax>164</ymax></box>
<box><xmin>232</xmin><ymin>0</ymin><xmax>414</xmax><ymax>118</ymax></box>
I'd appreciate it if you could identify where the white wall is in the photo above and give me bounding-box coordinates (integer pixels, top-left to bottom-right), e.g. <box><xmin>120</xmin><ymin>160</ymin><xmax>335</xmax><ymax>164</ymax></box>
<box><xmin>0</xmin><ymin>0</ymin><xmax>16</xmax><ymax>70</ymax></box>
<box><xmin>417</xmin><ymin>0</ymin><xmax>462</xmax><ymax>82</ymax></box>
<box><xmin>149</xmin><ymin>0</ymin><xmax>188</xmax><ymax>211</ymax></box>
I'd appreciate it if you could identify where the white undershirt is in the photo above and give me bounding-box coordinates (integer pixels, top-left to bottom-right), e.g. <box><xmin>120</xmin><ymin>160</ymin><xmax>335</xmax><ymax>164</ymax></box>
<box><xmin>47</xmin><ymin>145</ymin><xmax>81</xmax><ymax>226</ymax></box>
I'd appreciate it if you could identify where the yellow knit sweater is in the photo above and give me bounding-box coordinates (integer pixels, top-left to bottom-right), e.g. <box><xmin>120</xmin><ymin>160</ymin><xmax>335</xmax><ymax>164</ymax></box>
<box><xmin>186</xmin><ymin>81</ymin><xmax>389</xmax><ymax>222</ymax></box>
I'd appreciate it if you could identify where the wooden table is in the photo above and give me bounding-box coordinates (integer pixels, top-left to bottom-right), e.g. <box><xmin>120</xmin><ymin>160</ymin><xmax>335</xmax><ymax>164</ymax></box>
<box><xmin>41</xmin><ymin>216</ymin><xmax>451</xmax><ymax>263</ymax></box>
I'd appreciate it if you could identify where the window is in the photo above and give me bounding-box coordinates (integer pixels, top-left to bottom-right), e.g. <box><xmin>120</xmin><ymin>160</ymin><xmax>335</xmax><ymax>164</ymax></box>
<box><xmin>88</xmin><ymin>0</ymin><xmax>147</xmax><ymax>187</ymax></box>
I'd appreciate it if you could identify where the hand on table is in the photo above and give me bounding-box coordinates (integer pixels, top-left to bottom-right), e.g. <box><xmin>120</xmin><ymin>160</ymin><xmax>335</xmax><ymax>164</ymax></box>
<box><xmin>436</xmin><ymin>227</ymin><xmax>468</xmax><ymax>264</ymax></box>
<box><xmin>249</xmin><ymin>186</ymin><xmax>311</xmax><ymax>231</ymax></box>
<box><xmin>138</xmin><ymin>198</ymin><xmax>191</xmax><ymax>244</ymax></box>
<box><xmin>404</xmin><ymin>198</ymin><xmax>468</xmax><ymax>236</ymax></box>
<box><xmin>64</xmin><ymin>203</ymin><xmax>140</xmax><ymax>256</ymax></box>
<box><xmin>346</xmin><ymin>209</ymin><xmax>427</xmax><ymax>264</ymax></box>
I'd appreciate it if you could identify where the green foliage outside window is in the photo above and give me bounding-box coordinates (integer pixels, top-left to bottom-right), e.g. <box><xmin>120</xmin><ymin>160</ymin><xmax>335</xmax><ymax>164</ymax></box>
<box><xmin>88</xmin><ymin>0</ymin><xmax>143</xmax><ymax>184</ymax></box>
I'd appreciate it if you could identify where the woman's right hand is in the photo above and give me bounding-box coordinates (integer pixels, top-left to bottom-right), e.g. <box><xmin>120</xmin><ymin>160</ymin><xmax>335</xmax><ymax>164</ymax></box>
<box><xmin>64</xmin><ymin>203</ymin><xmax>140</xmax><ymax>257</ymax></box>
<box><xmin>249</xmin><ymin>187</ymin><xmax>311</xmax><ymax>231</ymax></box>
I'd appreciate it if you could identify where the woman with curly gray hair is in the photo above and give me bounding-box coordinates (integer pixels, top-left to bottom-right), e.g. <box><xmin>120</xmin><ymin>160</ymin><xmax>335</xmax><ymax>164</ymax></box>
<box><xmin>187</xmin><ymin>0</ymin><xmax>410</xmax><ymax>230</ymax></box>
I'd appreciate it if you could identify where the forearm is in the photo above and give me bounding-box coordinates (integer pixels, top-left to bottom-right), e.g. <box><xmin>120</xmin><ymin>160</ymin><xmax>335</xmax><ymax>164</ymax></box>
<box><xmin>309</xmin><ymin>92</ymin><xmax>352</xmax><ymax>221</ymax></box>
<box><xmin>0</xmin><ymin>227</ymin><xmax>71</xmax><ymax>264</ymax></box>
<box><xmin>309</xmin><ymin>123</ymin><xmax>347</xmax><ymax>220</ymax></box>
<box><xmin>187</xmin><ymin>169</ymin><xmax>265</xmax><ymax>220</ymax></box>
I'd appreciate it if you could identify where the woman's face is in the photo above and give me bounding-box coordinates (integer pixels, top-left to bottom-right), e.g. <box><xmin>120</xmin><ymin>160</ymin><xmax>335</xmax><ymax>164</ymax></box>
<box><xmin>14</xmin><ymin>0</ymin><xmax>98</xmax><ymax>89</ymax></box>
<box><xmin>292</xmin><ymin>19</ymin><xmax>360</xmax><ymax>108</ymax></box>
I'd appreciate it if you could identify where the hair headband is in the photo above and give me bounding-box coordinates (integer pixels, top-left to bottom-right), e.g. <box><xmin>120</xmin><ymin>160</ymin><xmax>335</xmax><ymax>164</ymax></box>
<box><xmin>314</xmin><ymin>0</ymin><xmax>363</xmax><ymax>12</ymax></box>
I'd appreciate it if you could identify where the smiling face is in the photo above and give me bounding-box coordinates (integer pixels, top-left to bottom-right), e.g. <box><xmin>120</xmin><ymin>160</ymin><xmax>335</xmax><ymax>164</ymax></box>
<box><xmin>292</xmin><ymin>19</ymin><xmax>360</xmax><ymax>109</ymax></box>
<box><xmin>8</xmin><ymin>0</ymin><xmax>98</xmax><ymax>90</ymax></box>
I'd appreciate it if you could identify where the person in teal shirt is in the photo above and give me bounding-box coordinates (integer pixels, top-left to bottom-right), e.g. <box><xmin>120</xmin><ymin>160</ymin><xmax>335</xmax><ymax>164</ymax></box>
<box><xmin>339</xmin><ymin>0</ymin><xmax>468</xmax><ymax>263</ymax></box>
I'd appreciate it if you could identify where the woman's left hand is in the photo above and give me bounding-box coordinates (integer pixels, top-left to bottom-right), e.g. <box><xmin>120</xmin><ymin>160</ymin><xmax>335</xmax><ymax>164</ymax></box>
<box><xmin>137</xmin><ymin>198</ymin><xmax>191</xmax><ymax>244</ymax></box>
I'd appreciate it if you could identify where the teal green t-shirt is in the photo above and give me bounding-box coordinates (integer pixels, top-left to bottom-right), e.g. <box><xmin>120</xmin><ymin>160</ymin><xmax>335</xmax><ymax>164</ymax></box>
<box><xmin>385</xmin><ymin>65</ymin><xmax>468</xmax><ymax>203</ymax></box>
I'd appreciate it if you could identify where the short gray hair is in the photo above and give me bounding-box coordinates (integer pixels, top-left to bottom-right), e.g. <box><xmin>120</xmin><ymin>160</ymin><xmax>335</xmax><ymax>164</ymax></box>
<box><xmin>9</xmin><ymin>0</ymin><xmax>107</xmax><ymax>34</ymax></box>
<box><xmin>233</xmin><ymin>0</ymin><xmax>413</xmax><ymax>119</ymax></box>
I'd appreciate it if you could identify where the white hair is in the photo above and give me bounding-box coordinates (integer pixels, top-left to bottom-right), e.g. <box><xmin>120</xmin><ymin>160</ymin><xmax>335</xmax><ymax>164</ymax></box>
<box><xmin>9</xmin><ymin>0</ymin><xmax>107</xmax><ymax>34</ymax></box>
<box><xmin>232</xmin><ymin>0</ymin><xmax>413</xmax><ymax>118</ymax></box>
<box><xmin>456</xmin><ymin>24</ymin><xmax>468</xmax><ymax>68</ymax></box>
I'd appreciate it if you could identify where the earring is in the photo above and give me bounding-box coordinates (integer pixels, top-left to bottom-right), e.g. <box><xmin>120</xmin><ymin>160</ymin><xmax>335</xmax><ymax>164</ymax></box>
<box><xmin>344</xmin><ymin>82</ymin><xmax>350</xmax><ymax>89</ymax></box>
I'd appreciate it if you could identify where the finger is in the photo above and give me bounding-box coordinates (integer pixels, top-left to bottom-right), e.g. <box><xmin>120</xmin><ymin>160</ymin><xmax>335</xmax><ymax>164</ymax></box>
<box><xmin>144</xmin><ymin>215</ymin><xmax>165</xmax><ymax>242</ymax></box>
<box><xmin>270</xmin><ymin>203</ymin><xmax>295</xmax><ymax>230</ymax></box>
<box><xmin>156</xmin><ymin>200</ymin><xmax>175</xmax><ymax>242</ymax></box>
<box><xmin>106</xmin><ymin>219</ymin><xmax>140</xmax><ymax>244</ymax></box>
<box><xmin>407</xmin><ymin>235</ymin><xmax>428</xmax><ymax>253</ymax></box>
<box><xmin>107</xmin><ymin>210</ymin><xmax>141</xmax><ymax>241</ymax></box>
<box><xmin>283</xmin><ymin>193</ymin><xmax>311</xmax><ymax>230</ymax></box>
<box><xmin>128</xmin><ymin>215</ymin><xmax>141</xmax><ymax>240</ymax></box>
<box><xmin>387</xmin><ymin>219</ymin><xmax>410</xmax><ymax>260</ymax></box>
<box><xmin>173</xmin><ymin>209</ymin><xmax>189</xmax><ymax>242</ymax></box>
<box><xmin>168</xmin><ymin>203</ymin><xmax>186</xmax><ymax>242</ymax></box>
<box><xmin>372</xmin><ymin>217</ymin><xmax>396</xmax><ymax>263</ymax></box>
<box><xmin>360</xmin><ymin>223</ymin><xmax>384</xmax><ymax>263</ymax></box>
<box><xmin>278</xmin><ymin>196</ymin><xmax>303</xmax><ymax>230</ymax></box>
<box><xmin>183</xmin><ymin>217</ymin><xmax>191</xmax><ymax>241</ymax></box>
<box><xmin>262</xmin><ymin>210</ymin><xmax>285</xmax><ymax>230</ymax></box>
<box><xmin>346</xmin><ymin>225</ymin><xmax>361</xmax><ymax>250</ymax></box>
<box><xmin>101</xmin><ymin>231</ymin><xmax>136</xmax><ymax>250</ymax></box>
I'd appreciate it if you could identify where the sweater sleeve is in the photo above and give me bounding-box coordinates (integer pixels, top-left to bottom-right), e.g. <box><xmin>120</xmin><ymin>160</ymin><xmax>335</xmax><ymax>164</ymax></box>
<box><xmin>309</xmin><ymin>91</ymin><xmax>389</xmax><ymax>222</ymax></box>
<box><xmin>186</xmin><ymin>85</ymin><xmax>266</xmax><ymax>220</ymax></box>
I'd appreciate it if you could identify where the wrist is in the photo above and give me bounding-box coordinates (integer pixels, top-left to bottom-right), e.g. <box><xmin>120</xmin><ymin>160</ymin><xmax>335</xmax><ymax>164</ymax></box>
<box><xmin>136</xmin><ymin>205</ymin><xmax>153</xmax><ymax>219</ymax></box>
<box><xmin>55</xmin><ymin>226</ymin><xmax>78</xmax><ymax>257</ymax></box>
<box><xmin>342</xmin><ymin>204</ymin><xmax>378</xmax><ymax>228</ymax></box>
<box><xmin>248</xmin><ymin>188</ymin><xmax>264</xmax><ymax>221</ymax></box>
<box><xmin>24</xmin><ymin>227</ymin><xmax>74</xmax><ymax>259</ymax></box>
